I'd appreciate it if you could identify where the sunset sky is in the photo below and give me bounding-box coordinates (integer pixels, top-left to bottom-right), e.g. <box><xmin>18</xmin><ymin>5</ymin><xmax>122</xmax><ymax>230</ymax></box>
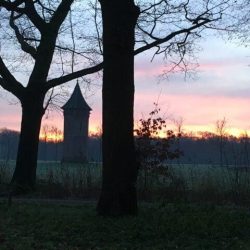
<box><xmin>0</xmin><ymin>36</ymin><xmax>249</xmax><ymax>137</ymax></box>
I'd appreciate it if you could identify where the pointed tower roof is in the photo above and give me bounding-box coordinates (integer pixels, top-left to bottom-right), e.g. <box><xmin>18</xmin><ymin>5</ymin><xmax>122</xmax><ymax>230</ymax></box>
<box><xmin>62</xmin><ymin>82</ymin><xmax>91</xmax><ymax>111</ymax></box>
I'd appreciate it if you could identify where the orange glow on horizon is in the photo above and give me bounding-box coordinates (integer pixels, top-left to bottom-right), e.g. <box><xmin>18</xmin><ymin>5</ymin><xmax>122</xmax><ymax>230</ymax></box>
<box><xmin>133</xmin><ymin>122</ymin><xmax>250</xmax><ymax>139</ymax></box>
<box><xmin>183</xmin><ymin>125</ymin><xmax>250</xmax><ymax>138</ymax></box>
<box><xmin>89</xmin><ymin>126</ymin><xmax>102</xmax><ymax>136</ymax></box>
<box><xmin>38</xmin><ymin>127</ymin><xmax>250</xmax><ymax>141</ymax></box>
<box><xmin>2</xmin><ymin>93</ymin><xmax>250</xmax><ymax>140</ymax></box>
<box><xmin>39</xmin><ymin>132</ymin><xmax>63</xmax><ymax>142</ymax></box>
<box><xmin>39</xmin><ymin>126</ymin><xmax>103</xmax><ymax>141</ymax></box>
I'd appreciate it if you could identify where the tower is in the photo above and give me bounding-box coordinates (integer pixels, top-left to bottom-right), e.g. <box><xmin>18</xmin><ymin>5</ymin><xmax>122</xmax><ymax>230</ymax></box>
<box><xmin>61</xmin><ymin>83</ymin><xmax>91</xmax><ymax>163</ymax></box>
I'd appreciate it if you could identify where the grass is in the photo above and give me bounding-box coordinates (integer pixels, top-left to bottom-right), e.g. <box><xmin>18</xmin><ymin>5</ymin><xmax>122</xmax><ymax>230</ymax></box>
<box><xmin>1</xmin><ymin>201</ymin><xmax>250</xmax><ymax>249</ymax></box>
<box><xmin>2</xmin><ymin>161</ymin><xmax>250</xmax><ymax>205</ymax></box>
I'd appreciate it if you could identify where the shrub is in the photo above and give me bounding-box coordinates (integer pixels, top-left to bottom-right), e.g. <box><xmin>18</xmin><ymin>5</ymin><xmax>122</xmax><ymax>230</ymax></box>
<box><xmin>135</xmin><ymin>104</ymin><xmax>182</xmax><ymax>192</ymax></box>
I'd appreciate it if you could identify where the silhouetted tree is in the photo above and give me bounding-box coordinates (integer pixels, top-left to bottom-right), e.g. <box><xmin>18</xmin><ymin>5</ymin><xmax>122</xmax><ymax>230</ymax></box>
<box><xmin>0</xmin><ymin>0</ymin><xmax>244</xmax><ymax>208</ymax></box>
<box><xmin>0</xmin><ymin>1</ymin><xmax>102</xmax><ymax>193</ymax></box>
<box><xmin>96</xmin><ymin>0</ymin><xmax>140</xmax><ymax>216</ymax></box>
<box><xmin>216</xmin><ymin>118</ymin><xmax>227</xmax><ymax>167</ymax></box>
<box><xmin>96</xmin><ymin>0</ymin><xmax>240</xmax><ymax>215</ymax></box>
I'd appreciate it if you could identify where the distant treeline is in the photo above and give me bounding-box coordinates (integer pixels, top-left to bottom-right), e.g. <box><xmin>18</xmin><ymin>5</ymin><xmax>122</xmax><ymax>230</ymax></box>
<box><xmin>0</xmin><ymin>128</ymin><xmax>102</xmax><ymax>162</ymax></box>
<box><xmin>174</xmin><ymin>134</ymin><xmax>250</xmax><ymax>166</ymax></box>
<box><xmin>0</xmin><ymin>128</ymin><xmax>249</xmax><ymax>166</ymax></box>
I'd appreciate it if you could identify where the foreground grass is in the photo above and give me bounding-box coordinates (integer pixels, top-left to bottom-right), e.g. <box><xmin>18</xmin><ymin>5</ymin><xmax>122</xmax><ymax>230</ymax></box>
<box><xmin>1</xmin><ymin>201</ymin><xmax>250</xmax><ymax>249</ymax></box>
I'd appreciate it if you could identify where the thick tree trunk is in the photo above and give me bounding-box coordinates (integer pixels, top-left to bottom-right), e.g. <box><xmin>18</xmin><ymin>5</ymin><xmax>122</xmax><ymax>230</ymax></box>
<box><xmin>97</xmin><ymin>0</ymin><xmax>140</xmax><ymax>216</ymax></box>
<box><xmin>11</xmin><ymin>92</ymin><xmax>45</xmax><ymax>194</ymax></box>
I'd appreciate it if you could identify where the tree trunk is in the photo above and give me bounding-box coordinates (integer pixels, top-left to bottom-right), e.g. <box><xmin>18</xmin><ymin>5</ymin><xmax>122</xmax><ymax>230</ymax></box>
<box><xmin>97</xmin><ymin>0</ymin><xmax>140</xmax><ymax>216</ymax></box>
<box><xmin>11</xmin><ymin>92</ymin><xmax>45</xmax><ymax>194</ymax></box>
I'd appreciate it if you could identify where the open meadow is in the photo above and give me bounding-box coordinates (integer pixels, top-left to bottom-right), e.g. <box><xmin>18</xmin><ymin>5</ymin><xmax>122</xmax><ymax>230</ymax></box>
<box><xmin>1</xmin><ymin>161</ymin><xmax>250</xmax><ymax>205</ymax></box>
<box><xmin>1</xmin><ymin>201</ymin><xmax>250</xmax><ymax>249</ymax></box>
<box><xmin>1</xmin><ymin>157</ymin><xmax>250</xmax><ymax>249</ymax></box>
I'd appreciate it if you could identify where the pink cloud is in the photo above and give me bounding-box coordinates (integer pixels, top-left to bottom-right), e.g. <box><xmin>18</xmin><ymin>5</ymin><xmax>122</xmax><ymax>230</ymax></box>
<box><xmin>134</xmin><ymin>92</ymin><xmax>250</xmax><ymax>133</ymax></box>
<box><xmin>135</xmin><ymin>57</ymin><xmax>245</xmax><ymax>79</ymax></box>
<box><xmin>1</xmin><ymin>93</ymin><xmax>250</xmax><ymax>136</ymax></box>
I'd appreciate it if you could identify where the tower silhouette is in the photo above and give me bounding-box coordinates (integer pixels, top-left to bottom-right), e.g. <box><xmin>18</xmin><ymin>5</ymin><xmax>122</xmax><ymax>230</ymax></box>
<box><xmin>61</xmin><ymin>82</ymin><xmax>91</xmax><ymax>163</ymax></box>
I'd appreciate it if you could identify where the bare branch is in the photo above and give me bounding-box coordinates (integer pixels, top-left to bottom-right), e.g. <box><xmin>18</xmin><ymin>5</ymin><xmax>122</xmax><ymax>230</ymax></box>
<box><xmin>0</xmin><ymin>0</ymin><xmax>46</xmax><ymax>32</ymax></box>
<box><xmin>139</xmin><ymin>0</ymin><xmax>165</xmax><ymax>14</ymax></box>
<box><xmin>93</xmin><ymin>0</ymin><xmax>103</xmax><ymax>55</ymax></box>
<box><xmin>36</xmin><ymin>0</ymin><xmax>55</xmax><ymax>19</ymax></box>
<box><xmin>49</xmin><ymin>0</ymin><xmax>74</xmax><ymax>30</ymax></box>
<box><xmin>0</xmin><ymin>57</ymin><xmax>24</xmax><ymax>97</ymax></box>
<box><xmin>46</xmin><ymin>62</ymin><xmax>103</xmax><ymax>89</ymax></box>
<box><xmin>54</xmin><ymin>44</ymin><xmax>98</xmax><ymax>64</ymax></box>
<box><xmin>58</xmin><ymin>46</ymin><xmax>65</xmax><ymax>76</ymax></box>
<box><xmin>23</xmin><ymin>0</ymin><xmax>46</xmax><ymax>32</ymax></box>
<box><xmin>135</xmin><ymin>18</ymin><xmax>213</xmax><ymax>55</ymax></box>
<box><xmin>44</xmin><ymin>87</ymin><xmax>54</xmax><ymax>110</ymax></box>
<box><xmin>9</xmin><ymin>11</ymin><xmax>37</xmax><ymax>58</ymax></box>
<box><xmin>0</xmin><ymin>0</ymin><xmax>25</xmax><ymax>12</ymax></box>
<box><xmin>69</xmin><ymin>7</ymin><xmax>75</xmax><ymax>73</ymax></box>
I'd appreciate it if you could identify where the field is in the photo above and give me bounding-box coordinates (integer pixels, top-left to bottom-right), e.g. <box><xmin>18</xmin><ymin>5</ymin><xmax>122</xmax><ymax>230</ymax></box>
<box><xmin>1</xmin><ymin>162</ymin><xmax>250</xmax><ymax>249</ymax></box>
<box><xmin>1</xmin><ymin>201</ymin><xmax>250</xmax><ymax>249</ymax></box>
<box><xmin>1</xmin><ymin>161</ymin><xmax>250</xmax><ymax>204</ymax></box>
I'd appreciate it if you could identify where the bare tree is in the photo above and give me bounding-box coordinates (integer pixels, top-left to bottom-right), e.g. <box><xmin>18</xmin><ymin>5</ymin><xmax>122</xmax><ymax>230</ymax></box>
<box><xmin>41</xmin><ymin>124</ymin><xmax>49</xmax><ymax>161</ymax></box>
<box><xmin>239</xmin><ymin>132</ymin><xmax>250</xmax><ymax>168</ymax></box>
<box><xmin>50</xmin><ymin>125</ymin><xmax>62</xmax><ymax>161</ymax></box>
<box><xmin>0</xmin><ymin>1</ymin><xmax>245</xmax><ymax>209</ymax></box>
<box><xmin>216</xmin><ymin>117</ymin><xmax>227</xmax><ymax>167</ymax></box>
<box><xmin>228</xmin><ymin>0</ymin><xmax>250</xmax><ymax>45</ymax></box>
<box><xmin>96</xmin><ymin>0</ymin><xmax>242</xmax><ymax>215</ymax></box>
<box><xmin>0</xmin><ymin>0</ymin><xmax>102</xmax><ymax>193</ymax></box>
